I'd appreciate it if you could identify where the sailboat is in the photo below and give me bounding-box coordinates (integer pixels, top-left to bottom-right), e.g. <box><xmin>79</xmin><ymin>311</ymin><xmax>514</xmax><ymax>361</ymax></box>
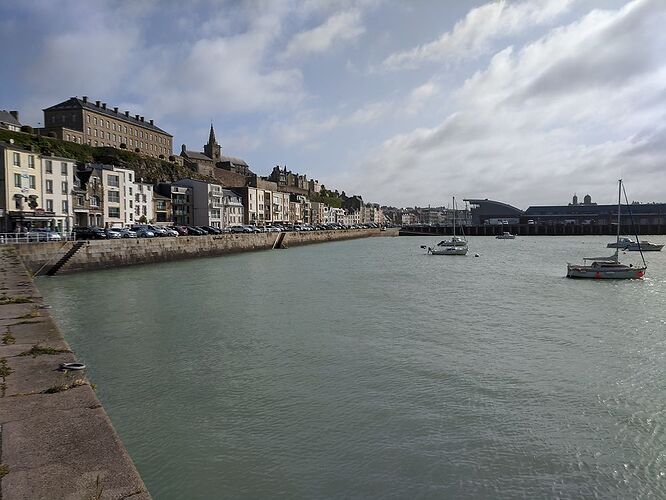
<box><xmin>566</xmin><ymin>180</ymin><xmax>646</xmax><ymax>279</ymax></box>
<box><xmin>428</xmin><ymin>197</ymin><xmax>468</xmax><ymax>255</ymax></box>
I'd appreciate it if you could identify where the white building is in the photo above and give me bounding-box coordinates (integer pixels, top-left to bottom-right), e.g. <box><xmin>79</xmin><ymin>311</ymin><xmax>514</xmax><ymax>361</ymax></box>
<box><xmin>99</xmin><ymin>165</ymin><xmax>133</xmax><ymax>228</ymax></box>
<box><xmin>221</xmin><ymin>189</ymin><xmax>243</xmax><ymax>227</ymax></box>
<box><xmin>134</xmin><ymin>181</ymin><xmax>154</xmax><ymax>224</ymax></box>
<box><xmin>41</xmin><ymin>155</ymin><xmax>75</xmax><ymax>233</ymax></box>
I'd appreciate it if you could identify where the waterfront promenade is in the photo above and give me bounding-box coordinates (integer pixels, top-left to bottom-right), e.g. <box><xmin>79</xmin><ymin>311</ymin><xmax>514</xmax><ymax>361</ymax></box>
<box><xmin>0</xmin><ymin>246</ymin><xmax>150</xmax><ymax>499</ymax></box>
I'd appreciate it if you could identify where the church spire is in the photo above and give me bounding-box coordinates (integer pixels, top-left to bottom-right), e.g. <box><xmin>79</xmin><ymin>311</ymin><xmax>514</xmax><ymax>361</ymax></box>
<box><xmin>208</xmin><ymin>123</ymin><xmax>216</xmax><ymax>145</ymax></box>
<box><xmin>203</xmin><ymin>122</ymin><xmax>221</xmax><ymax>161</ymax></box>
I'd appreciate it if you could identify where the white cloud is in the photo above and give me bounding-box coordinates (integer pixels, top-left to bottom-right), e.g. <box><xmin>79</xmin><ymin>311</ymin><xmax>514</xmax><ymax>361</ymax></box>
<box><xmin>381</xmin><ymin>0</ymin><xmax>575</xmax><ymax>71</ymax></box>
<box><xmin>282</xmin><ymin>9</ymin><xmax>365</xmax><ymax>60</ymax></box>
<box><xmin>405</xmin><ymin>82</ymin><xmax>439</xmax><ymax>114</ymax></box>
<box><xmin>347</xmin><ymin>0</ymin><xmax>666</xmax><ymax>207</ymax></box>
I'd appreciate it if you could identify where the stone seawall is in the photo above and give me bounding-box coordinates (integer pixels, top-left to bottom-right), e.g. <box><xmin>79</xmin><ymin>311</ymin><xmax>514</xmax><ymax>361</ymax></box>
<box><xmin>13</xmin><ymin>228</ymin><xmax>396</xmax><ymax>276</ymax></box>
<box><xmin>0</xmin><ymin>246</ymin><xmax>151</xmax><ymax>499</ymax></box>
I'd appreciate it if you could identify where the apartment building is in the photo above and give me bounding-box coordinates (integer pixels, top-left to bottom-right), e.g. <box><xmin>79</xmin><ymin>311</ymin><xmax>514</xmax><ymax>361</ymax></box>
<box><xmin>153</xmin><ymin>193</ymin><xmax>172</xmax><ymax>225</ymax></box>
<box><xmin>0</xmin><ymin>142</ymin><xmax>44</xmax><ymax>232</ymax></box>
<box><xmin>41</xmin><ymin>155</ymin><xmax>76</xmax><ymax>232</ymax></box>
<box><xmin>172</xmin><ymin>179</ymin><xmax>222</xmax><ymax>227</ymax></box>
<box><xmin>134</xmin><ymin>181</ymin><xmax>155</xmax><ymax>224</ymax></box>
<box><xmin>221</xmin><ymin>189</ymin><xmax>243</xmax><ymax>228</ymax></box>
<box><xmin>42</xmin><ymin>96</ymin><xmax>172</xmax><ymax>157</ymax></box>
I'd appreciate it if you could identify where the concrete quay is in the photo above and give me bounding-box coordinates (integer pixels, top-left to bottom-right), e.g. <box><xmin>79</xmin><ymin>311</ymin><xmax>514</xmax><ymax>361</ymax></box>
<box><xmin>12</xmin><ymin>227</ymin><xmax>397</xmax><ymax>276</ymax></box>
<box><xmin>0</xmin><ymin>246</ymin><xmax>151</xmax><ymax>499</ymax></box>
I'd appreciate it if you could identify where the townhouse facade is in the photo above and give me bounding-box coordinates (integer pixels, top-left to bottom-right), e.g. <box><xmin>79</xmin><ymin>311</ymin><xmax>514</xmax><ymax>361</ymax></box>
<box><xmin>42</xmin><ymin>155</ymin><xmax>76</xmax><ymax>232</ymax></box>
<box><xmin>134</xmin><ymin>181</ymin><xmax>155</xmax><ymax>224</ymax></box>
<box><xmin>172</xmin><ymin>179</ymin><xmax>222</xmax><ymax>227</ymax></box>
<box><xmin>42</xmin><ymin>96</ymin><xmax>173</xmax><ymax>158</ymax></box>
<box><xmin>221</xmin><ymin>189</ymin><xmax>243</xmax><ymax>227</ymax></box>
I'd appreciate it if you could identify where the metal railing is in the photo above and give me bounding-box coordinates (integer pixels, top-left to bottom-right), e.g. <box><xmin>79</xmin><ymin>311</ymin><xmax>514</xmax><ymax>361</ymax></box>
<box><xmin>0</xmin><ymin>232</ymin><xmax>76</xmax><ymax>244</ymax></box>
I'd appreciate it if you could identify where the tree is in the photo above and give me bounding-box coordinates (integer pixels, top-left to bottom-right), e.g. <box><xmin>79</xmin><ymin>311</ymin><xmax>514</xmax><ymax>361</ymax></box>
<box><xmin>138</xmin><ymin>215</ymin><xmax>147</xmax><ymax>223</ymax></box>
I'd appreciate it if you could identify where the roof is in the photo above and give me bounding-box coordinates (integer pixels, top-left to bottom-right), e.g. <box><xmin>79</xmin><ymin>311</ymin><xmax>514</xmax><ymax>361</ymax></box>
<box><xmin>0</xmin><ymin>110</ymin><xmax>21</xmax><ymax>127</ymax></box>
<box><xmin>182</xmin><ymin>150</ymin><xmax>214</xmax><ymax>162</ymax></box>
<box><xmin>464</xmin><ymin>199</ymin><xmax>524</xmax><ymax>213</ymax></box>
<box><xmin>43</xmin><ymin>97</ymin><xmax>172</xmax><ymax>136</ymax></box>
<box><xmin>219</xmin><ymin>155</ymin><xmax>248</xmax><ymax>167</ymax></box>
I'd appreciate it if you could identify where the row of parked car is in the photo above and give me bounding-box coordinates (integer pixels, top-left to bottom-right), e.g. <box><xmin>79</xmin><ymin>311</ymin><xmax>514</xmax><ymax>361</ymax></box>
<box><xmin>19</xmin><ymin>223</ymin><xmax>382</xmax><ymax>242</ymax></box>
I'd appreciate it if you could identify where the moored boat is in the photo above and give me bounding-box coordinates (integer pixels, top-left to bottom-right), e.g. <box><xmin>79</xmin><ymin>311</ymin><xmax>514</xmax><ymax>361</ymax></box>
<box><xmin>567</xmin><ymin>180</ymin><xmax>646</xmax><ymax>279</ymax></box>
<box><xmin>607</xmin><ymin>237</ymin><xmax>663</xmax><ymax>251</ymax></box>
<box><xmin>426</xmin><ymin>197</ymin><xmax>468</xmax><ymax>256</ymax></box>
<box><xmin>496</xmin><ymin>232</ymin><xmax>516</xmax><ymax>239</ymax></box>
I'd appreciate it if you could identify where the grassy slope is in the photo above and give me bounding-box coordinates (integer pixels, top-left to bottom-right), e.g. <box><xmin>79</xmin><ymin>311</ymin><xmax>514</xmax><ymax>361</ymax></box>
<box><xmin>0</xmin><ymin>129</ymin><xmax>214</xmax><ymax>184</ymax></box>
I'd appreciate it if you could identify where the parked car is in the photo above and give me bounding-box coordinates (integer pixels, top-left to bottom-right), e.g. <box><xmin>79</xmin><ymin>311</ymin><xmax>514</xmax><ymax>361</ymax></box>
<box><xmin>186</xmin><ymin>226</ymin><xmax>206</xmax><ymax>236</ymax></box>
<box><xmin>201</xmin><ymin>226</ymin><xmax>222</xmax><ymax>234</ymax></box>
<box><xmin>116</xmin><ymin>228</ymin><xmax>138</xmax><ymax>238</ymax></box>
<box><xmin>74</xmin><ymin>227</ymin><xmax>107</xmax><ymax>240</ymax></box>
<box><xmin>242</xmin><ymin>225</ymin><xmax>261</xmax><ymax>233</ymax></box>
<box><xmin>105</xmin><ymin>228</ymin><xmax>122</xmax><ymax>239</ymax></box>
<box><xmin>146</xmin><ymin>225</ymin><xmax>168</xmax><ymax>237</ymax></box>
<box><xmin>229</xmin><ymin>226</ymin><xmax>245</xmax><ymax>233</ymax></box>
<box><xmin>26</xmin><ymin>228</ymin><xmax>62</xmax><ymax>242</ymax></box>
<box><xmin>130</xmin><ymin>226</ymin><xmax>155</xmax><ymax>238</ymax></box>
<box><xmin>170</xmin><ymin>225</ymin><xmax>189</xmax><ymax>236</ymax></box>
<box><xmin>159</xmin><ymin>227</ymin><xmax>178</xmax><ymax>236</ymax></box>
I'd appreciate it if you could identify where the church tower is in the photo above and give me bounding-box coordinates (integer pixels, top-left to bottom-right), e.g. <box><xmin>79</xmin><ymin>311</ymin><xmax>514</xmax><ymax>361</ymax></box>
<box><xmin>203</xmin><ymin>123</ymin><xmax>222</xmax><ymax>161</ymax></box>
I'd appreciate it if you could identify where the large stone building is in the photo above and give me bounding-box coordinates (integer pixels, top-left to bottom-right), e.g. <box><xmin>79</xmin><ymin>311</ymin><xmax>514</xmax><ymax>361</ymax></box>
<box><xmin>0</xmin><ymin>110</ymin><xmax>21</xmax><ymax>132</ymax></box>
<box><xmin>42</xmin><ymin>96</ymin><xmax>173</xmax><ymax>157</ymax></box>
<box><xmin>181</xmin><ymin>125</ymin><xmax>254</xmax><ymax>186</ymax></box>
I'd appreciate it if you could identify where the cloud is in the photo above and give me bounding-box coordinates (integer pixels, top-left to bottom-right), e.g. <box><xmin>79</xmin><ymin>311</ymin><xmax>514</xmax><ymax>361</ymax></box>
<box><xmin>346</xmin><ymin>0</ymin><xmax>666</xmax><ymax>207</ymax></box>
<box><xmin>405</xmin><ymin>82</ymin><xmax>439</xmax><ymax>114</ymax></box>
<box><xmin>282</xmin><ymin>9</ymin><xmax>365</xmax><ymax>60</ymax></box>
<box><xmin>381</xmin><ymin>0</ymin><xmax>575</xmax><ymax>71</ymax></box>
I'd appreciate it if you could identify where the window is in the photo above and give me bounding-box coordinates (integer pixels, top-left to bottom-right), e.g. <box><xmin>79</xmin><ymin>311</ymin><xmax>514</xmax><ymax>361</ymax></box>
<box><xmin>94</xmin><ymin>117</ymin><xmax>97</xmax><ymax>125</ymax></box>
<box><xmin>142</xmin><ymin>194</ymin><xmax>147</xmax><ymax>202</ymax></box>
<box><xmin>12</xmin><ymin>152</ymin><xmax>20</xmax><ymax>166</ymax></box>
<box><xmin>129</xmin><ymin>200</ymin><xmax>133</xmax><ymax>208</ymax></box>
<box><xmin>28</xmin><ymin>155</ymin><xmax>35</xmax><ymax>168</ymax></box>
<box><xmin>13</xmin><ymin>173</ymin><xmax>21</xmax><ymax>187</ymax></box>
<box><xmin>77</xmin><ymin>196</ymin><xmax>84</xmax><ymax>206</ymax></box>
<box><xmin>108</xmin><ymin>175</ymin><xmax>119</xmax><ymax>187</ymax></box>
<box><xmin>29</xmin><ymin>176</ymin><xmax>36</xmax><ymax>189</ymax></box>
<box><xmin>90</xmin><ymin>195</ymin><xmax>99</xmax><ymax>207</ymax></box>
<box><xmin>61</xmin><ymin>181</ymin><xmax>68</xmax><ymax>194</ymax></box>
<box><xmin>62</xmin><ymin>200</ymin><xmax>68</xmax><ymax>213</ymax></box>
<box><xmin>108</xmin><ymin>191</ymin><xmax>120</xmax><ymax>203</ymax></box>
<box><xmin>46</xmin><ymin>199</ymin><xmax>53</xmax><ymax>212</ymax></box>
<box><xmin>45</xmin><ymin>160</ymin><xmax>53</xmax><ymax>173</ymax></box>
<box><xmin>106</xmin><ymin>120</ymin><xmax>110</xmax><ymax>128</ymax></box>
<box><xmin>94</xmin><ymin>129</ymin><xmax>97</xmax><ymax>137</ymax></box>
<box><xmin>87</xmin><ymin>115</ymin><xmax>90</xmax><ymax>123</ymax></box>
<box><xmin>46</xmin><ymin>180</ymin><xmax>53</xmax><ymax>193</ymax></box>
<box><xmin>128</xmin><ymin>173</ymin><xmax>132</xmax><ymax>182</ymax></box>
<box><xmin>61</xmin><ymin>163</ymin><xmax>68</xmax><ymax>175</ymax></box>
<box><xmin>108</xmin><ymin>207</ymin><xmax>120</xmax><ymax>218</ymax></box>
<box><xmin>87</xmin><ymin>127</ymin><xmax>91</xmax><ymax>135</ymax></box>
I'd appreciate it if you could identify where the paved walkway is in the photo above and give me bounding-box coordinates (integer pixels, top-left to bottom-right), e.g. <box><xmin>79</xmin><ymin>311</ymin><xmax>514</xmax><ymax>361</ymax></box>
<box><xmin>0</xmin><ymin>246</ymin><xmax>150</xmax><ymax>499</ymax></box>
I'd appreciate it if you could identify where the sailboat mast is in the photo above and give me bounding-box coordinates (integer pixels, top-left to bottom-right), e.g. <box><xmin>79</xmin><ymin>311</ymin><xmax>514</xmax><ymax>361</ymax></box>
<box><xmin>615</xmin><ymin>179</ymin><xmax>622</xmax><ymax>261</ymax></box>
<box><xmin>452</xmin><ymin>197</ymin><xmax>456</xmax><ymax>238</ymax></box>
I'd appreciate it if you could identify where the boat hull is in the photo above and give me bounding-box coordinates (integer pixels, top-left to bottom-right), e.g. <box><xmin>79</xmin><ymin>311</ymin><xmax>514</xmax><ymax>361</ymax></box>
<box><xmin>566</xmin><ymin>264</ymin><xmax>646</xmax><ymax>279</ymax></box>
<box><xmin>430</xmin><ymin>246</ymin><xmax>468</xmax><ymax>255</ymax></box>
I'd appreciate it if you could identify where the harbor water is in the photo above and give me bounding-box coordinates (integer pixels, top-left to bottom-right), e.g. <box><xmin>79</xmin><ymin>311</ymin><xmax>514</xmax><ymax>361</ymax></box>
<box><xmin>38</xmin><ymin>236</ymin><xmax>666</xmax><ymax>499</ymax></box>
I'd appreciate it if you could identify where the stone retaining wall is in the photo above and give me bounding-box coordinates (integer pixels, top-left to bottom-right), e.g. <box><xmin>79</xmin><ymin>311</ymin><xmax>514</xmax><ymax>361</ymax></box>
<box><xmin>12</xmin><ymin>228</ymin><xmax>396</xmax><ymax>276</ymax></box>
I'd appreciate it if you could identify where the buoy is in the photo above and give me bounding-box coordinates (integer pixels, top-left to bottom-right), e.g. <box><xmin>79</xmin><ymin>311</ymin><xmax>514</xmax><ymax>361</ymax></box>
<box><xmin>474</xmin><ymin>253</ymin><xmax>480</xmax><ymax>257</ymax></box>
<box><xmin>60</xmin><ymin>362</ymin><xmax>86</xmax><ymax>371</ymax></box>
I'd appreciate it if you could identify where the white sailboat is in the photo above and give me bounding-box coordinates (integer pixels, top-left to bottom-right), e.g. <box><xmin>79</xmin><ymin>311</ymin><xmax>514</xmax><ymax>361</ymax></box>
<box><xmin>427</xmin><ymin>197</ymin><xmax>468</xmax><ymax>256</ymax></box>
<box><xmin>566</xmin><ymin>180</ymin><xmax>646</xmax><ymax>279</ymax></box>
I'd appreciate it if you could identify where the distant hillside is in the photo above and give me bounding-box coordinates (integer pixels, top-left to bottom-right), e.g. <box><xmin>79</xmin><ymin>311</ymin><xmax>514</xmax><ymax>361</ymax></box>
<box><xmin>0</xmin><ymin>129</ymin><xmax>214</xmax><ymax>184</ymax></box>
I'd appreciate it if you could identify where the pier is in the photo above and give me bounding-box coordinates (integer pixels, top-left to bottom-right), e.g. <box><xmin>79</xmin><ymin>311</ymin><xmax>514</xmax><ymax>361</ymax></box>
<box><xmin>399</xmin><ymin>223</ymin><xmax>666</xmax><ymax>237</ymax></box>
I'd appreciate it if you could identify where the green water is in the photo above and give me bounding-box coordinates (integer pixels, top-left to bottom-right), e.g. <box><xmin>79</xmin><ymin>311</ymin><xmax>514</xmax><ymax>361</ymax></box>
<box><xmin>38</xmin><ymin>236</ymin><xmax>666</xmax><ymax>499</ymax></box>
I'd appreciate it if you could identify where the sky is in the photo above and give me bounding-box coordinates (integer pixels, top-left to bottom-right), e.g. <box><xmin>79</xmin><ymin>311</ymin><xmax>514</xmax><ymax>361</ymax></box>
<box><xmin>1</xmin><ymin>0</ymin><xmax>664</xmax><ymax>209</ymax></box>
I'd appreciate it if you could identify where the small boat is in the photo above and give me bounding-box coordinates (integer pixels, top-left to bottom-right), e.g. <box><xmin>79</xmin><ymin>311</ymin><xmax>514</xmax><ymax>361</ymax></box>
<box><xmin>567</xmin><ymin>180</ymin><xmax>646</xmax><ymax>279</ymax></box>
<box><xmin>427</xmin><ymin>197</ymin><xmax>468</xmax><ymax>256</ymax></box>
<box><xmin>607</xmin><ymin>236</ymin><xmax>663</xmax><ymax>251</ymax></box>
<box><xmin>496</xmin><ymin>232</ymin><xmax>516</xmax><ymax>239</ymax></box>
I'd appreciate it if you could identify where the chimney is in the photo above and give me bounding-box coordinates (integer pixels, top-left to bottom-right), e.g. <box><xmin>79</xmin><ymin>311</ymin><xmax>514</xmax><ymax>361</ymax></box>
<box><xmin>9</xmin><ymin>111</ymin><xmax>19</xmax><ymax>121</ymax></box>
<box><xmin>95</xmin><ymin>100</ymin><xmax>101</xmax><ymax>107</ymax></box>
<box><xmin>125</xmin><ymin>111</ymin><xmax>130</xmax><ymax>117</ymax></box>
<box><xmin>102</xmin><ymin>103</ymin><xmax>107</xmax><ymax>110</ymax></box>
<box><xmin>140</xmin><ymin>116</ymin><xmax>144</xmax><ymax>122</ymax></box>
<box><xmin>82</xmin><ymin>96</ymin><xmax>88</xmax><ymax>103</ymax></box>
<box><xmin>135</xmin><ymin>114</ymin><xmax>140</xmax><ymax>120</ymax></box>
<box><xmin>149</xmin><ymin>119</ymin><xmax>154</xmax><ymax>125</ymax></box>
<box><xmin>113</xmin><ymin>107</ymin><xmax>118</xmax><ymax>113</ymax></box>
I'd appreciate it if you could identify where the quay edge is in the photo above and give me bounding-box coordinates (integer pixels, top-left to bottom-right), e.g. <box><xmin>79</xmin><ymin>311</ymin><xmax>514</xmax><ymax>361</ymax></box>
<box><xmin>0</xmin><ymin>246</ymin><xmax>151</xmax><ymax>499</ymax></box>
<box><xmin>11</xmin><ymin>228</ymin><xmax>397</xmax><ymax>276</ymax></box>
